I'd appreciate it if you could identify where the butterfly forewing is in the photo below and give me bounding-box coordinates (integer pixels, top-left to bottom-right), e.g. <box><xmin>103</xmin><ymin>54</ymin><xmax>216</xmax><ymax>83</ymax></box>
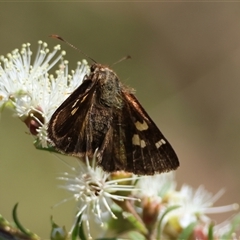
<box><xmin>123</xmin><ymin>92</ymin><xmax>179</xmax><ymax>173</ymax></box>
<box><xmin>48</xmin><ymin>79</ymin><xmax>97</xmax><ymax>156</ymax></box>
<box><xmin>48</xmin><ymin>63</ymin><xmax>179</xmax><ymax>175</ymax></box>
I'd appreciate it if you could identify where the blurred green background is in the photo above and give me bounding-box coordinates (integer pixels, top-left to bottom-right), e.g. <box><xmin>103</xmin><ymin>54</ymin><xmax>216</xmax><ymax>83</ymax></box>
<box><xmin>1</xmin><ymin>2</ymin><xmax>240</xmax><ymax>238</ymax></box>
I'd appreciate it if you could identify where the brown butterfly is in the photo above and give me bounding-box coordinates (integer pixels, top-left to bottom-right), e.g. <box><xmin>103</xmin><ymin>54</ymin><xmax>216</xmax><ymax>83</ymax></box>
<box><xmin>48</xmin><ymin>37</ymin><xmax>179</xmax><ymax>175</ymax></box>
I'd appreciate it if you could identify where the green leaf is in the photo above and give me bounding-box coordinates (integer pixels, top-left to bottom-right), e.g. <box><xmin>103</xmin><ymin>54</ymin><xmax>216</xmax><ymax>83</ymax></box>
<box><xmin>78</xmin><ymin>217</ymin><xmax>86</xmax><ymax>240</ymax></box>
<box><xmin>71</xmin><ymin>215</ymin><xmax>81</xmax><ymax>240</ymax></box>
<box><xmin>177</xmin><ymin>222</ymin><xmax>197</xmax><ymax>240</ymax></box>
<box><xmin>207</xmin><ymin>223</ymin><xmax>214</xmax><ymax>240</ymax></box>
<box><xmin>123</xmin><ymin>212</ymin><xmax>147</xmax><ymax>235</ymax></box>
<box><xmin>71</xmin><ymin>214</ymin><xmax>87</xmax><ymax>240</ymax></box>
<box><xmin>156</xmin><ymin>205</ymin><xmax>180</xmax><ymax>239</ymax></box>
<box><xmin>96</xmin><ymin>233</ymin><xmax>144</xmax><ymax>240</ymax></box>
<box><xmin>108</xmin><ymin>209</ymin><xmax>147</xmax><ymax>236</ymax></box>
<box><xmin>127</xmin><ymin>231</ymin><xmax>146</xmax><ymax>240</ymax></box>
<box><xmin>96</xmin><ymin>238</ymin><xmax>118</xmax><ymax>240</ymax></box>
<box><xmin>12</xmin><ymin>203</ymin><xmax>28</xmax><ymax>236</ymax></box>
<box><xmin>12</xmin><ymin>203</ymin><xmax>39</xmax><ymax>240</ymax></box>
<box><xmin>0</xmin><ymin>214</ymin><xmax>10</xmax><ymax>228</ymax></box>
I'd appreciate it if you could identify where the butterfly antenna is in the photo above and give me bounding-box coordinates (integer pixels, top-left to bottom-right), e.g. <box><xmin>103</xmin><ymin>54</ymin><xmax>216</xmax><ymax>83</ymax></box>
<box><xmin>111</xmin><ymin>55</ymin><xmax>132</xmax><ymax>67</ymax></box>
<box><xmin>50</xmin><ymin>34</ymin><xmax>97</xmax><ymax>63</ymax></box>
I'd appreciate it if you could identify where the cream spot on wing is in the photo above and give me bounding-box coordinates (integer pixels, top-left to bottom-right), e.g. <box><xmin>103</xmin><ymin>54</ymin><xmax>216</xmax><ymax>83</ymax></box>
<box><xmin>80</xmin><ymin>94</ymin><xmax>88</xmax><ymax>103</ymax></box>
<box><xmin>71</xmin><ymin>107</ymin><xmax>79</xmax><ymax>115</ymax></box>
<box><xmin>155</xmin><ymin>139</ymin><xmax>166</xmax><ymax>149</ymax></box>
<box><xmin>132</xmin><ymin>134</ymin><xmax>140</xmax><ymax>145</ymax></box>
<box><xmin>161</xmin><ymin>139</ymin><xmax>166</xmax><ymax>144</ymax></box>
<box><xmin>132</xmin><ymin>134</ymin><xmax>146</xmax><ymax>148</ymax></box>
<box><xmin>72</xmin><ymin>99</ymin><xmax>80</xmax><ymax>108</ymax></box>
<box><xmin>140</xmin><ymin>140</ymin><xmax>146</xmax><ymax>148</ymax></box>
<box><xmin>135</xmin><ymin>120</ymin><xmax>148</xmax><ymax>131</ymax></box>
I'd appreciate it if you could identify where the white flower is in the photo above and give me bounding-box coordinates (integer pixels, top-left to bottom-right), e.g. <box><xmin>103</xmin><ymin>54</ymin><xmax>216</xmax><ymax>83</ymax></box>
<box><xmin>164</xmin><ymin>185</ymin><xmax>239</xmax><ymax>231</ymax></box>
<box><xmin>0</xmin><ymin>41</ymin><xmax>90</xmax><ymax>147</ymax></box>
<box><xmin>136</xmin><ymin>172</ymin><xmax>176</xmax><ymax>199</ymax></box>
<box><xmin>58</xmin><ymin>150</ymin><xmax>138</xmax><ymax>239</ymax></box>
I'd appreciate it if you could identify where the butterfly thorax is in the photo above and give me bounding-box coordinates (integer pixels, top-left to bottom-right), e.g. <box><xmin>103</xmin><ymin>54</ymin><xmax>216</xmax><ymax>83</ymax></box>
<box><xmin>90</xmin><ymin>64</ymin><xmax>123</xmax><ymax>109</ymax></box>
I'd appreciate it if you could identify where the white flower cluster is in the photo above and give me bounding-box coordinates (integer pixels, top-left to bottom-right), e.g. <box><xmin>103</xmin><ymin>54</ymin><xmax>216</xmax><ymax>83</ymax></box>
<box><xmin>58</xmin><ymin>161</ymin><xmax>238</xmax><ymax>239</ymax></box>
<box><xmin>0</xmin><ymin>41</ymin><xmax>89</xmax><ymax>147</ymax></box>
<box><xmin>136</xmin><ymin>174</ymin><xmax>239</xmax><ymax>239</ymax></box>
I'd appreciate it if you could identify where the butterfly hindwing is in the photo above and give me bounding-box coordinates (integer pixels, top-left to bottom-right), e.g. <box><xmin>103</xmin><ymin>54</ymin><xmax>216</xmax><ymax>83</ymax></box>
<box><xmin>99</xmin><ymin>91</ymin><xmax>179</xmax><ymax>174</ymax></box>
